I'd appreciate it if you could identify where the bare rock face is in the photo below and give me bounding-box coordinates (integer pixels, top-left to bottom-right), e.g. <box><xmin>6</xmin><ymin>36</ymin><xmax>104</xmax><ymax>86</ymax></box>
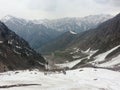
<box><xmin>0</xmin><ymin>21</ymin><xmax>46</xmax><ymax>72</ymax></box>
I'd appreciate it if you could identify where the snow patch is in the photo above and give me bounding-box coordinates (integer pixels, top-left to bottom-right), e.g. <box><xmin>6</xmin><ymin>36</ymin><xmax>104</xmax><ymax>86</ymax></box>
<box><xmin>70</xmin><ymin>48</ymin><xmax>80</xmax><ymax>54</ymax></box>
<box><xmin>81</xmin><ymin>48</ymin><xmax>98</xmax><ymax>59</ymax></box>
<box><xmin>56</xmin><ymin>58</ymin><xmax>85</xmax><ymax>69</ymax></box>
<box><xmin>16</xmin><ymin>46</ymin><xmax>22</xmax><ymax>49</ymax></box>
<box><xmin>69</xmin><ymin>30</ymin><xmax>77</xmax><ymax>34</ymax></box>
<box><xmin>72</xmin><ymin>55</ymin><xmax>80</xmax><ymax>59</ymax></box>
<box><xmin>0</xmin><ymin>41</ymin><xmax>3</xmax><ymax>44</ymax></box>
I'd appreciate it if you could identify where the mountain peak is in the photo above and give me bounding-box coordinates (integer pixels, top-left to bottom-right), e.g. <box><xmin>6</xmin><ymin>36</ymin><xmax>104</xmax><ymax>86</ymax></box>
<box><xmin>1</xmin><ymin>15</ymin><xmax>19</xmax><ymax>23</ymax></box>
<box><xmin>114</xmin><ymin>13</ymin><xmax>120</xmax><ymax>19</ymax></box>
<box><xmin>2</xmin><ymin>15</ymin><xmax>15</xmax><ymax>21</ymax></box>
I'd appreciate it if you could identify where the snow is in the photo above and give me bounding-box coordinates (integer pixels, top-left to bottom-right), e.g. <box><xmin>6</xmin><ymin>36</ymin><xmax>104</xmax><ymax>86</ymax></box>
<box><xmin>94</xmin><ymin>45</ymin><xmax>120</xmax><ymax>62</ymax></box>
<box><xmin>30</xmin><ymin>14</ymin><xmax>112</xmax><ymax>33</ymax></box>
<box><xmin>8</xmin><ymin>40</ymin><xmax>13</xmax><ymax>45</ymax></box>
<box><xmin>99</xmin><ymin>54</ymin><xmax>120</xmax><ymax>67</ymax></box>
<box><xmin>72</xmin><ymin>55</ymin><xmax>80</xmax><ymax>59</ymax></box>
<box><xmin>81</xmin><ymin>48</ymin><xmax>98</xmax><ymax>59</ymax></box>
<box><xmin>56</xmin><ymin>58</ymin><xmax>86</xmax><ymax>69</ymax></box>
<box><xmin>81</xmin><ymin>48</ymin><xmax>91</xmax><ymax>53</ymax></box>
<box><xmin>2</xmin><ymin>15</ymin><xmax>13</xmax><ymax>22</ymax></box>
<box><xmin>69</xmin><ymin>30</ymin><xmax>77</xmax><ymax>34</ymax></box>
<box><xmin>13</xmin><ymin>50</ymin><xmax>21</xmax><ymax>55</ymax></box>
<box><xmin>0</xmin><ymin>41</ymin><xmax>3</xmax><ymax>44</ymax></box>
<box><xmin>16</xmin><ymin>46</ymin><xmax>22</xmax><ymax>49</ymax></box>
<box><xmin>0</xmin><ymin>68</ymin><xmax>120</xmax><ymax>90</ymax></box>
<box><xmin>70</xmin><ymin>48</ymin><xmax>80</xmax><ymax>54</ymax></box>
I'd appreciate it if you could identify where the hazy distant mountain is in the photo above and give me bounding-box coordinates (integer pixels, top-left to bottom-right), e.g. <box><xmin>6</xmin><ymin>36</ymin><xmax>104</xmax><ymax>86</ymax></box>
<box><xmin>0</xmin><ymin>21</ymin><xmax>46</xmax><ymax>72</ymax></box>
<box><xmin>1</xmin><ymin>15</ymin><xmax>61</xmax><ymax>49</ymax></box>
<box><xmin>1</xmin><ymin>14</ymin><xmax>112</xmax><ymax>51</ymax></box>
<box><xmin>39</xmin><ymin>31</ymin><xmax>77</xmax><ymax>54</ymax></box>
<box><xmin>33</xmin><ymin>14</ymin><xmax>112</xmax><ymax>33</ymax></box>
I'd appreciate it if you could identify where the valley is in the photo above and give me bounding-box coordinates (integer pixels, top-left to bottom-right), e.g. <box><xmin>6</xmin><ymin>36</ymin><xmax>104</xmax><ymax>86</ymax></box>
<box><xmin>0</xmin><ymin>0</ymin><xmax>120</xmax><ymax>90</ymax></box>
<box><xmin>0</xmin><ymin>4</ymin><xmax>120</xmax><ymax>89</ymax></box>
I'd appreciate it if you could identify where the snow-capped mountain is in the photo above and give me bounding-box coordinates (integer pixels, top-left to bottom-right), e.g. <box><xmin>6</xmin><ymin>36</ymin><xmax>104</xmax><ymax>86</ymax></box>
<box><xmin>1</xmin><ymin>14</ymin><xmax>112</xmax><ymax>51</ymax></box>
<box><xmin>0</xmin><ymin>14</ymin><xmax>120</xmax><ymax>90</ymax></box>
<box><xmin>1</xmin><ymin>16</ymin><xmax>61</xmax><ymax>49</ymax></box>
<box><xmin>33</xmin><ymin>14</ymin><xmax>112</xmax><ymax>33</ymax></box>
<box><xmin>2</xmin><ymin>15</ymin><xmax>29</xmax><ymax>26</ymax></box>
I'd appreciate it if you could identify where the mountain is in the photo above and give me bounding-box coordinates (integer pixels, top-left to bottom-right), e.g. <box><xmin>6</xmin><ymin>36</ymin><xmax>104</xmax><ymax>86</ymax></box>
<box><xmin>39</xmin><ymin>31</ymin><xmax>77</xmax><ymax>54</ymax></box>
<box><xmin>1</xmin><ymin>16</ymin><xmax>61</xmax><ymax>49</ymax></box>
<box><xmin>34</xmin><ymin>14</ymin><xmax>112</xmax><ymax>33</ymax></box>
<box><xmin>42</xmin><ymin>13</ymin><xmax>120</xmax><ymax>69</ymax></box>
<box><xmin>41</xmin><ymin>14</ymin><xmax>119</xmax><ymax>54</ymax></box>
<box><xmin>1</xmin><ymin>15</ymin><xmax>112</xmax><ymax>51</ymax></box>
<box><xmin>70</xmin><ymin>13</ymin><xmax>120</xmax><ymax>55</ymax></box>
<box><xmin>0</xmin><ymin>21</ymin><xmax>46</xmax><ymax>72</ymax></box>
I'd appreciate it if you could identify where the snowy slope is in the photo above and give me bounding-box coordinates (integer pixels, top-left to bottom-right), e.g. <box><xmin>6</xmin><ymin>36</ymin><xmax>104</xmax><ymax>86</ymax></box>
<box><xmin>55</xmin><ymin>58</ymin><xmax>85</xmax><ymax>69</ymax></box>
<box><xmin>99</xmin><ymin>54</ymin><xmax>120</xmax><ymax>67</ymax></box>
<box><xmin>0</xmin><ymin>68</ymin><xmax>120</xmax><ymax>90</ymax></box>
<box><xmin>55</xmin><ymin>48</ymin><xmax>98</xmax><ymax>69</ymax></box>
<box><xmin>94</xmin><ymin>45</ymin><xmax>120</xmax><ymax>62</ymax></box>
<box><xmin>91</xmin><ymin>45</ymin><xmax>120</xmax><ymax>68</ymax></box>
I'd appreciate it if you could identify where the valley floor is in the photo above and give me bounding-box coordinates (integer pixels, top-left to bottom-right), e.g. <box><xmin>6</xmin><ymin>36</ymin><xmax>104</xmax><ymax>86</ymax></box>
<box><xmin>0</xmin><ymin>68</ymin><xmax>120</xmax><ymax>90</ymax></box>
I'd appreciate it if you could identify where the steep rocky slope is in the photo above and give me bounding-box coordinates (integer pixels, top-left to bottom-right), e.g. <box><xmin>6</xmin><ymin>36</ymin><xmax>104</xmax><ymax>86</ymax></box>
<box><xmin>39</xmin><ymin>31</ymin><xmax>77</xmax><ymax>54</ymax></box>
<box><xmin>0</xmin><ymin>21</ymin><xmax>46</xmax><ymax>72</ymax></box>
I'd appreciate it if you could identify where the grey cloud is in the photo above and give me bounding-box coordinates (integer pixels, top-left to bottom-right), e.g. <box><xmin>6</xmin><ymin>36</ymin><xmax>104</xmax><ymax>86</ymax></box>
<box><xmin>94</xmin><ymin>0</ymin><xmax>120</xmax><ymax>7</ymax></box>
<box><xmin>27</xmin><ymin>0</ymin><xmax>57</xmax><ymax>12</ymax></box>
<box><xmin>94</xmin><ymin>0</ymin><xmax>108</xmax><ymax>4</ymax></box>
<box><xmin>23</xmin><ymin>0</ymin><xmax>120</xmax><ymax>19</ymax></box>
<box><xmin>111</xmin><ymin>0</ymin><xmax>120</xmax><ymax>7</ymax></box>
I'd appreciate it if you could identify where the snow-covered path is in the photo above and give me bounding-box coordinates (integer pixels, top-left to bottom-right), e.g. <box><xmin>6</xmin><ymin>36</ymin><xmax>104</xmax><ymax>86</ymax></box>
<box><xmin>0</xmin><ymin>68</ymin><xmax>120</xmax><ymax>90</ymax></box>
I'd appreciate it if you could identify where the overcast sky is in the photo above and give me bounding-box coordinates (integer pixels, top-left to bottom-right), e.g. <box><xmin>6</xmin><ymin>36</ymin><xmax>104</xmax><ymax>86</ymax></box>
<box><xmin>0</xmin><ymin>0</ymin><xmax>119</xmax><ymax>20</ymax></box>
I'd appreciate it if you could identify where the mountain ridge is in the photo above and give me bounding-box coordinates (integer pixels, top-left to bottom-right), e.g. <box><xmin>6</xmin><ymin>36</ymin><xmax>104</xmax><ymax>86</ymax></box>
<box><xmin>0</xmin><ymin>21</ymin><xmax>46</xmax><ymax>72</ymax></box>
<box><xmin>1</xmin><ymin>14</ymin><xmax>112</xmax><ymax>51</ymax></box>
<box><xmin>41</xmin><ymin>13</ymin><xmax>120</xmax><ymax>67</ymax></box>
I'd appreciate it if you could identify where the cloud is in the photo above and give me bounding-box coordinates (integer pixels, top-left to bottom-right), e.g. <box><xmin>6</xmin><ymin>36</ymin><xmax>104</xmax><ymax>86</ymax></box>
<box><xmin>110</xmin><ymin>0</ymin><xmax>120</xmax><ymax>7</ymax></box>
<box><xmin>0</xmin><ymin>0</ymin><xmax>119</xmax><ymax>19</ymax></box>
<box><xmin>94</xmin><ymin>0</ymin><xmax>108</xmax><ymax>4</ymax></box>
<box><xmin>94</xmin><ymin>0</ymin><xmax>120</xmax><ymax>7</ymax></box>
<box><xmin>27</xmin><ymin>0</ymin><xmax>57</xmax><ymax>12</ymax></box>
